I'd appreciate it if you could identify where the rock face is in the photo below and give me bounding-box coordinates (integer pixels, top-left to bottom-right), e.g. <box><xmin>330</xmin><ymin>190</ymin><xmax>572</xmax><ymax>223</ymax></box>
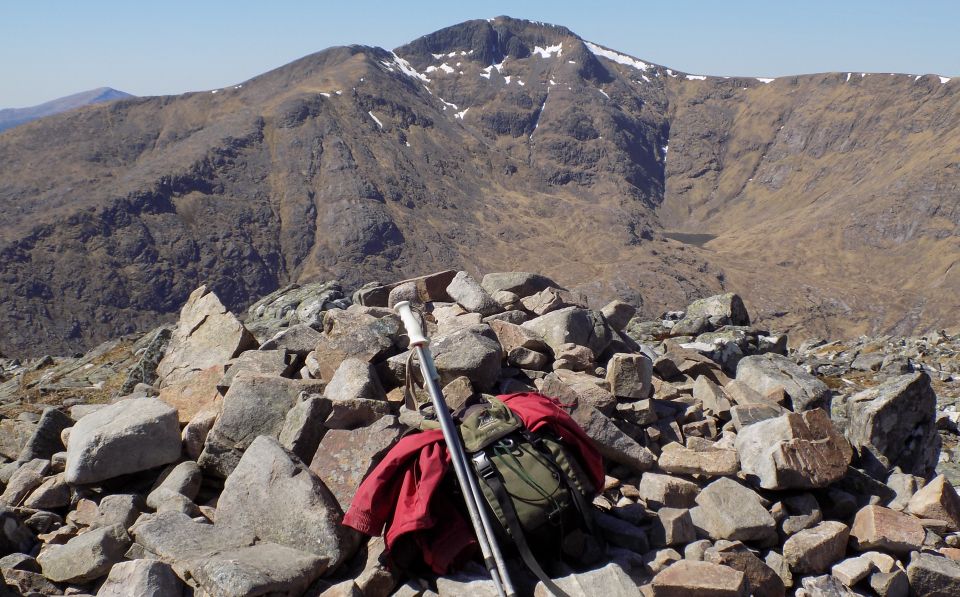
<box><xmin>832</xmin><ymin>372</ymin><xmax>940</xmax><ymax>478</ymax></box>
<box><xmin>736</xmin><ymin>353</ymin><xmax>831</xmax><ymax>411</ymax></box>
<box><xmin>215</xmin><ymin>436</ymin><xmax>358</xmax><ymax>570</ymax></box>
<box><xmin>735</xmin><ymin>409</ymin><xmax>852</xmax><ymax>490</ymax></box>
<box><xmin>690</xmin><ymin>478</ymin><xmax>777</xmax><ymax>543</ymax></box>
<box><xmin>156</xmin><ymin>286</ymin><xmax>257</xmax><ymax>388</ymax></box>
<box><xmin>64</xmin><ymin>398</ymin><xmax>181</xmax><ymax>485</ymax></box>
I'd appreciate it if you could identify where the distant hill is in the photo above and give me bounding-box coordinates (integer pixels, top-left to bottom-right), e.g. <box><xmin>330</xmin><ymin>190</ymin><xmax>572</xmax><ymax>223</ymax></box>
<box><xmin>0</xmin><ymin>17</ymin><xmax>956</xmax><ymax>356</ymax></box>
<box><xmin>0</xmin><ymin>87</ymin><xmax>133</xmax><ymax>132</ymax></box>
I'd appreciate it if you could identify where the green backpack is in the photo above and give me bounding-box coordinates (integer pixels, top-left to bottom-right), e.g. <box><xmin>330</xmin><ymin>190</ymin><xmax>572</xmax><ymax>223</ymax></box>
<box><xmin>457</xmin><ymin>398</ymin><xmax>603</xmax><ymax>591</ymax></box>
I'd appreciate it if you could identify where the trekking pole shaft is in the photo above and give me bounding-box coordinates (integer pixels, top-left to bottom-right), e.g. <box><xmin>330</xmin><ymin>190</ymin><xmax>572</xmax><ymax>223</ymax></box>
<box><xmin>413</xmin><ymin>345</ymin><xmax>517</xmax><ymax>597</ymax></box>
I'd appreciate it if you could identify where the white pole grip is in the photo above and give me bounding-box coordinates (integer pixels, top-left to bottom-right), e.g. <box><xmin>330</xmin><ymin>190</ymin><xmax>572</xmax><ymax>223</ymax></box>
<box><xmin>394</xmin><ymin>301</ymin><xmax>428</xmax><ymax>347</ymax></box>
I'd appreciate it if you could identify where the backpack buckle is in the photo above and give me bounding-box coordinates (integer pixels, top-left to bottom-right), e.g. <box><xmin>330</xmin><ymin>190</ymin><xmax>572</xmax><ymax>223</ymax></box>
<box><xmin>472</xmin><ymin>452</ymin><xmax>497</xmax><ymax>480</ymax></box>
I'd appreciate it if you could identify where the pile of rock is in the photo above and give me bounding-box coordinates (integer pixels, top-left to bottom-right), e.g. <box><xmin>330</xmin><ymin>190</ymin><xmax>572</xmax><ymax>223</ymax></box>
<box><xmin>0</xmin><ymin>270</ymin><xmax>957</xmax><ymax>596</ymax></box>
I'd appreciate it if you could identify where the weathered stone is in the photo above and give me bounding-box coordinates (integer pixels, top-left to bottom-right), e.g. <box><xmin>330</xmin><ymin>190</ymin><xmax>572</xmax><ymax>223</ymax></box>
<box><xmin>309</xmin><ymin>416</ymin><xmax>404</xmax><ymax>510</ymax></box>
<box><xmin>552</xmin><ymin>342</ymin><xmax>594</xmax><ymax>371</ymax></box>
<box><xmin>198</xmin><ymin>373</ymin><xmax>324</xmax><ymax>478</ymax></box>
<box><xmin>65</xmin><ymin>398</ymin><xmax>181</xmax><ymax>485</ymax></box>
<box><xmin>313</xmin><ymin>307</ymin><xmax>400</xmax><ymax>381</ymax></box>
<box><xmin>18</xmin><ymin>407</ymin><xmax>71</xmax><ymax>462</ymax></box>
<box><xmin>870</xmin><ymin>569</ymin><xmax>909</xmax><ymax>597</ymax></box>
<box><xmin>651</xmin><ymin>560</ymin><xmax>747</xmax><ymax>596</ymax></box>
<box><xmin>606</xmin><ymin>353</ymin><xmax>652</xmax><ymax>399</ymax></box>
<box><xmin>246</xmin><ymin>281</ymin><xmax>346</xmax><ymax>334</ymax></box>
<box><xmin>906</xmin><ymin>551</ymin><xmax>960</xmax><ymax>596</ymax></box>
<box><xmin>37</xmin><ymin>523</ymin><xmax>130</xmax><ymax>583</ymax></box>
<box><xmin>906</xmin><ymin>475</ymin><xmax>960</xmax><ymax>531</ymax></box>
<box><xmin>130</xmin><ymin>510</ymin><xmax>254</xmax><ymax>565</ymax></box>
<box><xmin>96</xmin><ymin>559</ymin><xmax>185</xmax><ymax>597</ymax></box>
<box><xmin>356</xmin><ymin>271</ymin><xmax>455</xmax><ymax>307</ymax></box>
<box><xmin>146</xmin><ymin>462</ymin><xmax>202</xmax><ymax>510</ymax></box>
<box><xmin>541</xmin><ymin>369</ymin><xmax>616</xmax><ymax>413</ymax></box>
<box><xmin>192</xmin><ymin>543</ymin><xmax>327</xmax><ymax>597</ymax></box>
<box><xmin>637</xmin><ymin>473</ymin><xmax>700</xmax><ymax>509</ymax></box>
<box><xmin>831</xmin><ymin>372</ymin><xmax>939</xmax><ymax>478</ymax></box>
<box><xmin>593</xmin><ymin>510</ymin><xmax>649</xmax><ymax>553</ymax></box>
<box><xmin>0</xmin><ymin>419</ymin><xmax>34</xmax><ymax>461</ymax></box>
<box><xmin>782</xmin><ymin>521</ymin><xmax>849</xmax><ymax>574</ymax></box>
<box><xmin>658</xmin><ymin>442</ymin><xmax>739</xmax><ymax>477</ymax></box>
<box><xmin>157</xmin><ymin>363</ymin><xmax>226</xmax><ymax>424</ymax></box>
<box><xmin>650</xmin><ymin>508</ymin><xmax>696</xmax><ymax>547</ymax></box>
<box><xmin>831</xmin><ymin>555</ymin><xmax>876</xmax><ymax>587</ymax></box>
<box><xmin>324</xmin><ymin>397</ymin><xmax>392</xmax><ymax>430</ymax></box>
<box><xmin>520</xmin><ymin>287</ymin><xmax>582</xmax><ymax>316</ymax></box>
<box><xmin>216</xmin><ymin>349</ymin><xmax>291</xmax><ymax>392</ymax></box>
<box><xmin>23</xmin><ymin>473</ymin><xmax>70</xmax><ymax>510</ymax></box>
<box><xmin>446</xmin><ymin>271</ymin><xmax>502</xmax><ymax>317</ymax></box>
<box><xmin>735</xmin><ymin>409</ymin><xmax>851</xmax><ymax>490</ymax></box>
<box><xmin>780</xmin><ymin>493</ymin><xmax>823</xmax><ymax>536</ymax></box>
<box><xmin>601</xmin><ymin>300</ymin><xmax>637</xmax><ymax>332</ymax></box>
<box><xmin>694</xmin><ymin>376</ymin><xmax>731</xmax><ymax>420</ymax></box>
<box><xmin>685</xmin><ymin>293</ymin><xmax>750</xmax><ymax>328</ymax></box>
<box><xmin>95</xmin><ymin>494</ymin><xmax>143</xmax><ymax>530</ymax></box>
<box><xmin>181</xmin><ymin>400</ymin><xmax>221</xmax><ymax>461</ymax></box>
<box><xmin>430</xmin><ymin>326</ymin><xmax>503</xmax><ymax>390</ymax></box>
<box><xmin>488</xmin><ymin>319</ymin><xmax>549</xmax><ymax>354</ymax></box>
<box><xmin>156</xmin><ymin>285</ymin><xmax>257</xmax><ymax>388</ymax></box>
<box><xmin>325</xmin><ymin>358</ymin><xmax>387</xmax><ymax>402</ymax></box>
<box><xmin>736</xmin><ymin>353</ymin><xmax>830</xmax><ymax>411</ymax></box>
<box><xmin>278</xmin><ymin>395</ymin><xmax>331</xmax><ymax>461</ymax></box>
<box><xmin>481</xmin><ymin>272</ymin><xmax>558</xmax><ymax>299</ymax></box>
<box><xmin>886</xmin><ymin>468</ymin><xmax>924</xmax><ymax>511</ymax></box>
<box><xmin>216</xmin><ymin>436</ymin><xmax>358</xmax><ymax>571</ymax></box>
<box><xmin>259</xmin><ymin>324</ymin><xmax>323</xmax><ymax>356</ymax></box>
<box><xmin>523</xmin><ymin>307</ymin><xmax>612</xmax><ymax>357</ymax></box>
<box><xmin>850</xmin><ymin>505</ymin><xmax>926</xmax><ymax>555</ymax></box>
<box><xmin>615</xmin><ymin>399</ymin><xmax>657</xmax><ymax>426</ymax></box>
<box><xmin>705</xmin><ymin>541</ymin><xmax>785</xmax><ymax>597</ymax></box>
<box><xmin>689</xmin><ymin>478</ymin><xmax>777</xmax><ymax>544</ymax></box>
<box><xmin>533</xmin><ymin>562</ymin><xmax>638</xmax><ymax>597</ymax></box>
<box><xmin>0</xmin><ymin>459</ymin><xmax>49</xmax><ymax>506</ymax></box>
<box><xmin>799</xmin><ymin>574</ymin><xmax>860</xmax><ymax>596</ymax></box>
<box><xmin>571</xmin><ymin>403</ymin><xmax>655</xmax><ymax>472</ymax></box>
<box><xmin>507</xmin><ymin>346</ymin><xmax>549</xmax><ymax>369</ymax></box>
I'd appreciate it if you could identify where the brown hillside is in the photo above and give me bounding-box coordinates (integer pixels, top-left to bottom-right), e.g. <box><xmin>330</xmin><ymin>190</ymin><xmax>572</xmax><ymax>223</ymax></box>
<box><xmin>0</xmin><ymin>17</ymin><xmax>956</xmax><ymax>355</ymax></box>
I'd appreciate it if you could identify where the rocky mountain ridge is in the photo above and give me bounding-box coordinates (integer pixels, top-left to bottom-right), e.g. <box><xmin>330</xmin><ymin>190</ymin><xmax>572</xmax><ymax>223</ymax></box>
<box><xmin>0</xmin><ymin>88</ymin><xmax>133</xmax><ymax>133</ymax></box>
<box><xmin>0</xmin><ymin>270</ymin><xmax>957</xmax><ymax>595</ymax></box>
<box><xmin>0</xmin><ymin>17</ymin><xmax>957</xmax><ymax>357</ymax></box>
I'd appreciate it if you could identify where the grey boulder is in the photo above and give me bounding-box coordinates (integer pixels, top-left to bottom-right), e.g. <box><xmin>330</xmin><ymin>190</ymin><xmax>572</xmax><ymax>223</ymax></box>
<box><xmin>736</xmin><ymin>353</ymin><xmax>831</xmax><ymax>411</ymax></box>
<box><xmin>64</xmin><ymin>398</ymin><xmax>181</xmax><ymax>485</ymax></box>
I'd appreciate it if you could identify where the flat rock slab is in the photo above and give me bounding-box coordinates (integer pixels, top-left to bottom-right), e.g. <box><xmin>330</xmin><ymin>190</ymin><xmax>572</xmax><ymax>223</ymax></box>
<box><xmin>192</xmin><ymin>543</ymin><xmax>327</xmax><ymax>597</ymax></box>
<box><xmin>571</xmin><ymin>403</ymin><xmax>655</xmax><ymax>472</ymax></box>
<box><xmin>216</xmin><ymin>436</ymin><xmax>358</xmax><ymax>572</ymax></box>
<box><xmin>65</xmin><ymin>398</ymin><xmax>181</xmax><ymax>485</ymax></box>
<box><xmin>37</xmin><ymin>523</ymin><xmax>130</xmax><ymax>583</ymax></box>
<box><xmin>130</xmin><ymin>511</ymin><xmax>254</xmax><ymax>565</ymax></box>
<box><xmin>735</xmin><ymin>409</ymin><xmax>851</xmax><ymax>490</ymax></box>
<box><xmin>651</xmin><ymin>560</ymin><xmax>748</xmax><ymax>596</ymax></box>
<box><xmin>310</xmin><ymin>416</ymin><xmax>404</xmax><ymax>510</ymax></box>
<box><xmin>658</xmin><ymin>442</ymin><xmax>739</xmax><ymax>477</ymax></box>
<box><xmin>736</xmin><ymin>353</ymin><xmax>830</xmax><ymax>411</ymax></box>
<box><xmin>158</xmin><ymin>363</ymin><xmax>225</xmax><ymax>424</ymax></box>
<box><xmin>690</xmin><ymin>478</ymin><xmax>777</xmax><ymax>544</ymax></box>
<box><xmin>533</xmin><ymin>562</ymin><xmax>639</xmax><ymax>596</ymax></box>
<box><xmin>637</xmin><ymin>472</ymin><xmax>700</xmax><ymax>509</ymax></box>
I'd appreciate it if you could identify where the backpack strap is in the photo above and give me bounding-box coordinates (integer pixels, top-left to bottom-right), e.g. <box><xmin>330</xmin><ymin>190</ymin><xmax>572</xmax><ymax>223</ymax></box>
<box><xmin>472</xmin><ymin>451</ymin><xmax>572</xmax><ymax>597</ymax></box>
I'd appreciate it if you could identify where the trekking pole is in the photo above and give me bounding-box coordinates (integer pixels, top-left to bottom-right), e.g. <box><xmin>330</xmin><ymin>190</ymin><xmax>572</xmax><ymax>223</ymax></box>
<box><xmin>395</xmin><ymin>301</ymin><xmax>517</xmax><ymax>597</ymax></box>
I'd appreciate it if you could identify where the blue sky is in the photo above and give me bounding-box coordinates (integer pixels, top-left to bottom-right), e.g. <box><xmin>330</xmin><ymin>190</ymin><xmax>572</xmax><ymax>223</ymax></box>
<box><xmin>2</xmin><ymin>0</ymin><xmax>957</xmax><ymax>108</ymax></box>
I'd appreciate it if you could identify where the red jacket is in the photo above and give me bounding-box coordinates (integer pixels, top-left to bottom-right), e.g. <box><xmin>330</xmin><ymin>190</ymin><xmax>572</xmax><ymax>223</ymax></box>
<box><xmin>342</xmin><ymin>392</ymin><xmax>604</xmax><ymax>574</ymax></box>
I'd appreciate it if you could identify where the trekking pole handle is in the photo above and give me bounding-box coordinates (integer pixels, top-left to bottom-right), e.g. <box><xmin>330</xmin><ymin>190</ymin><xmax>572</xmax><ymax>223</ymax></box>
<box><xmin>394</xmin><ymin>301</ymin><xmax>428</xmax><ymax>347</ymax></box>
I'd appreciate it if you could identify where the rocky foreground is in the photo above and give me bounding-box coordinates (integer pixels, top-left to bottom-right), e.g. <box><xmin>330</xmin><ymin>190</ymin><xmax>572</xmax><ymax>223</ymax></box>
<box><xmin>0</xmin><ymin>270</ymin><xmax>958</xmax><ymax>596</ymax></box>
